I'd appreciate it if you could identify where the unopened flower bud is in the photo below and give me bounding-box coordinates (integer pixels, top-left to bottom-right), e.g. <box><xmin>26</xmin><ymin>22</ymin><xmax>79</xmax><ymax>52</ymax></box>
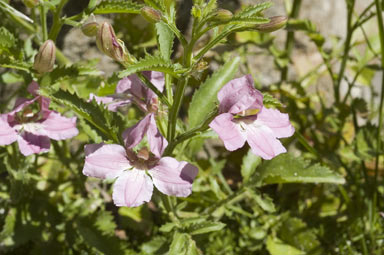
<box><xmin>211</xmin><ymin>9</ymin><xmax>233</xmax><ymax>22</ymax></box>
<box><xmin>33</xmin><ymin>40</ymin><xmax>56</xmax><ymax>74</ymax></box>
<box><xmin>255</xmin><ymin>16</ymin><xmax>288</xmax><ymax>33</ymax></box>
<box><xmin>141</xmin><ymin>7</ymin><xmax>162</xmax><ymax>23</ymax></box>
<box><xmin>96</xmin><ymin>22</ymin><xmax>126</xmax><ymax>62</ymax></box>
<box><xmin>81</xmin><ymin>22</ymin><xmax>99</xmax><ymax>37</ymax></box>
<box><xmin>22</xmin><ymin>0</ymin><xmax>39</xmax><ymax>8</ymax></box>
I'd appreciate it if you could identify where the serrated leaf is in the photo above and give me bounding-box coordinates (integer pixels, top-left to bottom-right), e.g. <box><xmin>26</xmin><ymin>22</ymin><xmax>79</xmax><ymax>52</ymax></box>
<box><xmin>227</xmin><ymin>16</ymin><xmax>269</xmax><ymax>26</ymax></box>
<box><xmin>241</xmin><ymin>149</ymin><xmax>261</xmax><ymax>183</ymax></box>
<box><xmin>95</xmin><ymin>211</ymin><xmax>117</xmax><ymax>235</ymax></box>
<box><xmin>0</xmin><ymin>56</ymin><xmax>30</xmax><ymax>72</ymax></box>
<box><xmin>246</xmin><ymin>189</ymin><xmax>276</xmax><ymax>213</ymax></box>
<box><xmin>262</xmin><ymin>92</ymin><xmax>284</xmax><ymax>108</ymax></box>
<box><xmin>259</xmin><ymin>154</ymin><xmax>345</xmax><ymax>185</ymax></box>
<box><xmin>169</xmin><ymin>232</ymin><xmax>201</xmax><ymax>255</ymax></box>
<box><xmin>40</xmin><ymin>89</ymin><xmax>116</xmax><ymax>141</ymax></box>
<box><xmin>188</xmin><ymin>56</ymin><xmax>240</xmax><ymax>129</ymax></box>
<box><xmin>156</xmin><ymin>21</ymin><xmax>174</xmax><ymax>60</ymax></box>
<box><xmin>187</xmin><ymin>221</ymin><xmax>226</xmax><ymax>235</ymax></box>
<box><xmin>94</xmin><ymin>0</ymin><xmax>143</xmax><ymax>14</ymax></box>
<box><xmin>0</xmin><ymin>208</ymin><xmax>16</xmax><ymax>243</ymax></box>
<box><xmin>118</xmin><ymin>55</ymin><xmax>183</xmax><ymax>78</ymax></box>
<box><xmin>0</xmin><ymin>27</ymin><xmax>15</xmax><ymax>49</ymax></box>
<box><xmin>236</xmin><ymin>2</ymin><xmax>273</xmax><ymax>17</ymax></box>
<box><xmin>76</xmin><ymin>218</ymin><xmax>128</xmax><ymax>255</ymax></box>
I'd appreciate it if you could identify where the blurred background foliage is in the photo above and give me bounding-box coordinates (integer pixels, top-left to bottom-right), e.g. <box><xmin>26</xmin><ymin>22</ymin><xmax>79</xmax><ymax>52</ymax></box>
<box><xmin>1</xmin><ymin>0</ymin><xmax>384</xmax><ymax>254</ymax></box>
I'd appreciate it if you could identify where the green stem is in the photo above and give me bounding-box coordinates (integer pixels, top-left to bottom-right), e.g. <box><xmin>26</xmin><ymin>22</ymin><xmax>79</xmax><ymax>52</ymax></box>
<box><xmin>164</xmin><ymin>109</ymin><xmax>218</xmax><ymax>155</ymax></box>
<box><xmin>335</xmin><ymin>0</ymin><xmax>355</xmax><ymax>103</ymax></box>
<box><xmin>136</xmin><ymin>73</ymin><xmax>170</xmax><ymax>107</ymax></box>
<box><xmin>40</xmin><ymin>4</ymin><xmax>48</xmax><ymax>41</ymax></box>
<box><xmin>49</xmin><ymin>0</ymin><xmax>69</xmax><ymax>41</ymax></box>
<box><xmin>167</xmin><ymin>78</ymin><xmax>188</xmax><ymax>140</ymax></box>
<box><xmin>165</xmin><ymin>74</ymin><xmax>173</xmax><ymax>104</ymax></box>
<box><xmin>194</xmin><ymin>26</ymin><xmax>235</xmax><ymax>62</ymax></box>
<box><xmin>280</xmin><ymin>0</ymin><xmax>302</xmax><ymax>82</ymax></box>
<box><xmin>164</xmin><ymin>20</ymin><xmax>188</xmax><ymax>48</ymax></box>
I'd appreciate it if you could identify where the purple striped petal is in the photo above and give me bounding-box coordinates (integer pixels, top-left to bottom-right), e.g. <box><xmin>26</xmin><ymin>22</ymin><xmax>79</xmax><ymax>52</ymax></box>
<box><xmin>245</xmin><ymin>123</ymin><xmax>286</xmax><ymax>160</ymax></box>
<box><xmin>122</xmin><ymin>114</ymin><xmax>152</xmax><ymax>149</ymax></box>
<box><xmin>147</xmin><ymin>114</ymin><xmax>167</xmax><ymax>158</ymax></box>
<box><xmin>150</xmin><ymin>157</ymin><xmax>198</xmax><ymax>197</ymax></box>
<box><xmin>209</xmin><ymin>113</ymin><xmax>246</xmax><ymax>151</ymax></box>
<box><xmin>83</xmin><ymin>144</ymin><xmax>131</xmax><ymax>179</ymax></box>
<box><xmin>218</xmin><ymin>75</ymin><xmax>263</xmax><ymax>114</ymax></box>
<box><xmin>0</xmin><ymin>115</ymin><xmax>17</xmax><ymax>146</ymax></box>
<box><xmin>256</xmin><ymin>107</ymin><xmax>295</xmax><ymax>138</ymax></box>
<box><xmin>41</xmin><ymin>112</ymin><xmax>78</xmax><ymax>140</ymax></box>
<box><xmin>17</xmin><ymin>132</ymin><xmax>50</xmax><ymax>156</ymax></box>
<box><xmin>112</xmin><ymin>169</ymin><xmax>153</xmax><ymax>207</ymax></box>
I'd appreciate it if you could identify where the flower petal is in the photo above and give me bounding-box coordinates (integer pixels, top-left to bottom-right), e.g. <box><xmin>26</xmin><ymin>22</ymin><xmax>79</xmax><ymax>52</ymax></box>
<box><xmin>256</xmin><ymin>107</ymin><xmax>295</xmax><ymax>138</ymax></box>
<box><xmin>17</xmin><ymin>132</ymin><xmax>50</xmax><ymax>156</ymax></box>
<box><xmin>122</xmin><ymin>114</ymin><xmax>151</xmax><ymax>149</ymax></box>
<box><xmin>0</xmin><ymin>115</ymin><xmax>17</xmax><ymax>146</ymax></box>
<box><xmin>112</xmin><ymin>169</ymin><xmax>153</xmax><ymax>207</ymax></box>
<box><xmin>150</xmin><ymin>157</ymin><xmax>198</xmax><ymax>197</ymax></box>
<box><xmin>245</xmin><ymin>123</ymin><xmax>286</xmax><ymax>160</ymax></box>
<box><xmin>27</xmin><ymin>81</ymin><xmax>39</xmax><ymax>96</ymax></box>
<box><xmin>142</xmin><ymin>71</ymin><xmax>165</xmax><ymax>92</ymax></box>
<box><xmin>209</xmin><ymin>113</ymin><xmax>246</xmax><ymax>151</ymax></box>
<box><xmin>147</xmin><ymin>114</ymin><xmax>167</xmax><ymax>158</ymax></box>
<box><xmin>83</xmin><ymin>144</ymin><xmax>130</xmax><ymax>179</ymax></box>
<box><xmin>218</xmin><ymin>75</ymin><xmax>263</xmax><ymax>114</ymax></box>
<box><xmin>41</xmin><ymin>112</ymin><xmax>78</xmax><ymax>140</ymax></box>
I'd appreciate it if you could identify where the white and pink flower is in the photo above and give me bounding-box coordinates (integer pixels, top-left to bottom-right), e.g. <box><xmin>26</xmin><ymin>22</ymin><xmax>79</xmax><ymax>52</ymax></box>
<box><xmin>209</xmin><ymin>75</ymin><xmax>295</xmax><ymax>160</ymax></box>
<box><xmin>83</xmin><ymin>113</ymin><xmax>198</xmax><ymax>207</ymax></box>
<box><xmin>0</xmin><ymin>82</ymin><xmax>78</xmax><ymax>156</ymax></box>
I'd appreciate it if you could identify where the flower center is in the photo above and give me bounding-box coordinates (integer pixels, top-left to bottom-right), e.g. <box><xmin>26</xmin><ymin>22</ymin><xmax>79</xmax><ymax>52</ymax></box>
<box><xmin>125</xmin><ymin>147</ymin><xmax>159</xmax><ymax>170</ymax></box>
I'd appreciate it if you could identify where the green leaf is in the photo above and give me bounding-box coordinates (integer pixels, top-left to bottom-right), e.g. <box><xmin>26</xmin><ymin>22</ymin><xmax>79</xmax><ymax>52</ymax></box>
<box><xmin>169</xmin><ymin>232</ymin><xmax>201</xmax><ymax>255</ymax></box>
<box><xmin>0</xmin><ymin>208</ymin><xmax>16</xmax><ymax>243</ymax></box>
<box><xmin>266</xmin><ymin>236</ymin><xmax>305</xmax><ymax>255</ymax></box>
<box><xmin>241</xmin><ymin>149</ymin><xmax>262</xmax><ymax>183</ymax></box>
<box><xmin>156</xmin><ymin>21</ymin><xmax>174</xmax><ymax>61</ymax></box>
<box><xmin>187</xmin><ymin>221</ymin><xmax>226</xmax><ymax>235</ymax></box>
<box><xmin>188</xmin><ymin>56</ymin><xmax>240</xmax><ymax>129</ymax></box>
<box><xmin>262</xmin><ymin>92</ymin><xmax>284</xmax><ymax>108</ymax></box>
<box><xmin>76</xmin><ymin>218</ymin><xmax>128</xmax><ymax>255</ymax></box>
<box><xmin>236</xmin><ymin>2</ymin><xmax>273</xmax><ymax>17</ymax></box>
<box><xmin>93</xmin><ymin>0</ymin><xmax>143</xmax><ymax>14</ymax></box>
<box><xmin>0</xmin><ymin>56</ymin><xmax>30</xmax><ymax>72</ymax></box>
<box><xmin>118</xmin><ymin>55</ymin><xmax>183</xmax><ymax>78</ymax></box>
<box><xmin>226</xmin><ymin>16</ymin><xmax>269</xmax><ymax>26</ymax></box>
<box><xmin>40</xmin><ymin>88</ymin><xmax>116</xmax><ymax>141</ymax></box>
<box><xmin>0</xmin><ymin>27</ymin><xmax>15</xmax><ymax>49</ymax></box>
<box><xmin>259</xmin><ymin>154</ymin><xmax>345</xmax><ymax>185</ymax></box>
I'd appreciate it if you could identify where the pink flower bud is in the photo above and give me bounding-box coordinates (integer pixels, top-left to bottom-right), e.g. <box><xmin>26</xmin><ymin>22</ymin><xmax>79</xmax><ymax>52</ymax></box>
<box><xmin>81</xmin><ymin>22</ymin><xmax>99</xmax><ymax>37</ymax></box>
<box><xmin>33</xmin><ymin>40</ymin><xmax>56</xmax><ymax>74</ymax></box>
<box><xmin>211</xmin><ymin>9</ymin><xmax>233</xmax><ymax>22</ymax></box>
<box><xmin>141</xmin><ymin>7</ymin><xmax>162</xmax><ymax>23</ymax></box>
<box><xmin>255</xmin><ymin>16</ymin><xmax>288</xmax><ymax>33</ymax></box>
<box><xmin>96</xmin><ymin>22</ymin><xmax>126</xmax><ymax>62</ymax></box>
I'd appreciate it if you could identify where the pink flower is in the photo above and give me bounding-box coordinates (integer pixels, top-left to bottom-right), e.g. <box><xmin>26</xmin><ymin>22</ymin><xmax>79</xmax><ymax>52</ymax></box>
<box><xmin>0</xmin><ymin>82</ymin><xmax>78</xmax><ymax>156</ymax></box>
<box><xmin>83</xmin><ymin>113</ymin><xmax>198</xmax><ymax>207</ymax></box>
<box><xmin>90</xmin><ymin>71</ymin><xmax>164</xmax><ymax>113</ymax></box>
<box><xmin>209</xmin><ymin>75</ymin><xmax>295</xmax><ymax>160</ymax></box>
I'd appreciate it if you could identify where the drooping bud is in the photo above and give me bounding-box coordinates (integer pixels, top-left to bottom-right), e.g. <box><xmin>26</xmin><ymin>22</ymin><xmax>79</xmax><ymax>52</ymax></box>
<box><xmin>141</xmin><ymin>7</ymin><xmax>162</xmax><ymax>23</ymax></box>
<box><xmin>81</xmin><ymin>22</ymin><xmax>99</xmax><ymax>37</ymax></box>
<box><xmin>255</xmin><ymin>16</ymin><xmax>288</xmax><ymax>33</ymax></box>
<box><xmin>22</xmin><ymin>0</ymin><xmax>39</xmax><ymax>8</ymax></box>
<box><xmin>96</xmin><ymin>22</ymin><xmax>126</xmax><ymax>62</ymax></box>
<box><xmin>33</xmin><ymin>40</ymin><xmax>56</xmax><ymax>74</ymax></box>
<box><xmin>211</xmin><ymin>9</ymin><xmax>233</xmax><ymax>22</ymax></box>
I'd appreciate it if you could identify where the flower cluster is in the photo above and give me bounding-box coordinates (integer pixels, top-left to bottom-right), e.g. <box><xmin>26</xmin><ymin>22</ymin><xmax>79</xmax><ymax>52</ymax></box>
<box><xmin>209</xmin><ymin>75</ymin><xmax>295</xmax><ymax>160</ymax></box>
<box><xmin>0</xmin><ymin>82</ymin><xmax>78</xmax><ymax>156</ymax></box>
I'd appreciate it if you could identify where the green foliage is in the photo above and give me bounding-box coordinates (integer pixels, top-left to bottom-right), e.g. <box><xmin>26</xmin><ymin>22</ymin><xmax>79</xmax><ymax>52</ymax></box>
<box><xmin>119</xmin><ymin>55</ymin><xmax>184</xmax><ymax>78</ymax></box>
<box><xmin>188</xmin><ymin>56</ymin><xmax>240</xmax><ymax>128</ymax></box>
<box><xmin>93</xmin><ymin>0</ymin><xmax>143</xmax><ymax>14</ymax></box>
<box><xmin>0</xmin><ymin>27</ymin><xmax>15</xmax><ymax>49</ymax></box>
<box><xmin>259</xmin><ymin>154</ymin><xmax>345</xmax><ymax>185</ymax></box>
<box><xmin>169</xmin><ymin>232</ymin><xmax>201</xmax><ymax>255</ymax></box>
<box><xmin>241</xmin><ymin>149</ymin><xmax>261</xmax><ymax>183</ymax></box>
<box><xmin>156</xmin><ymin>21</ymin><xmax>174</xmax><ymax>61</ymax></box>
